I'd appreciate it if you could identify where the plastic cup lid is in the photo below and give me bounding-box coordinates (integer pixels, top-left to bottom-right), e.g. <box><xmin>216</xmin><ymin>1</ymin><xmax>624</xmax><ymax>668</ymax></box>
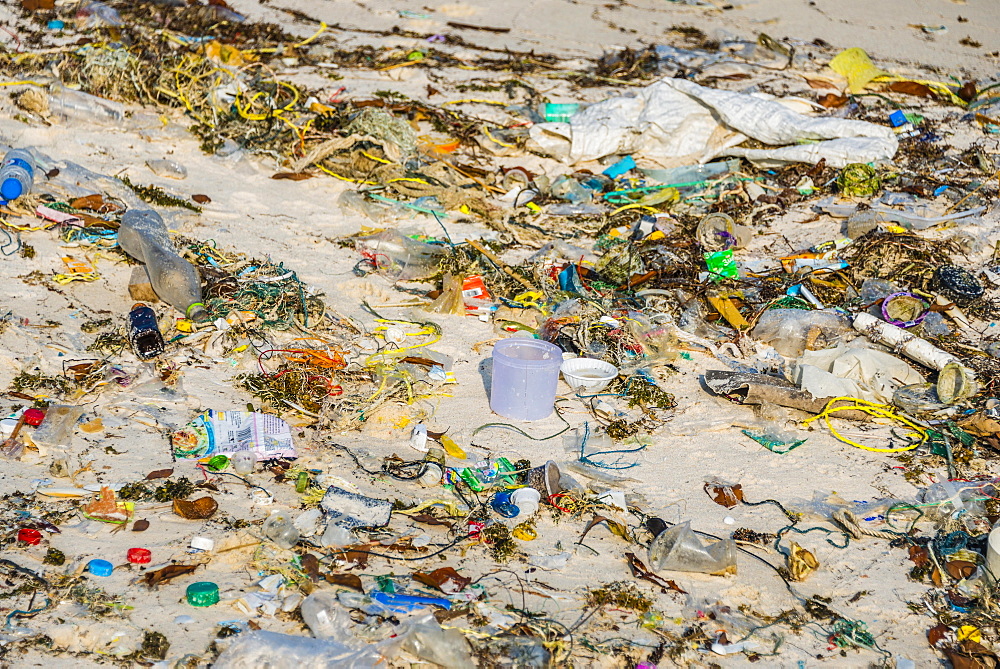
<box><xmin>0</xmin><ymin>177</ymin><xmax>23</xmax><ymax>201</ymax></box>
<box><xmin>186</xmin><ymin>581</ymin><xmax>220</xmax><ymax>607</ymax></box>
<box><xmin>88</xmin><ymin>559</ymin><xmax>114</xmax><ymax>577</ymax></box>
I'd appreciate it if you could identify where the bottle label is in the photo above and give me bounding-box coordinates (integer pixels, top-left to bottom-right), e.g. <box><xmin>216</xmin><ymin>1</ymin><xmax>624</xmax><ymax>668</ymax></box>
<box><xmin>2</xmin><ymin>158</ymin><xmax>33</xmax><ymax>176</ymax></box>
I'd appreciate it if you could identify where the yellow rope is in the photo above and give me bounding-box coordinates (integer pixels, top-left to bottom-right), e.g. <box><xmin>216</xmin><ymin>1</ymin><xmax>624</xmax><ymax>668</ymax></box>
<box><xmin>801</xmin><ymin>397</ymin><xmax>927</xmax><ymax>453</ymax></box>
<box><xmin>442</xmin><ymin>99</ymin><xmax>508</xmax><ymax>107</ymax></box>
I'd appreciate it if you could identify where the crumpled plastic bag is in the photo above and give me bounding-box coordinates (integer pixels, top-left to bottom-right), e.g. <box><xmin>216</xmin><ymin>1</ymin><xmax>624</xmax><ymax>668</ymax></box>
<box><xmin>528</xmin><ymin>78</ymin><xmax>897</xmax><ymax>168</ymax></box>
<box><xmin>648</xmin><ymin>520</ymin><xmax>736</xmax><ymax>575</ymax></box>
<box><xmin>751</xmin><ymin>309</ymin><xmax>852</xmax><ymax>358</ymax></box>
<box><xmin>796</xmin><ymin>343</ymin><xmax>924</xmax><ymax>404</ymax></box>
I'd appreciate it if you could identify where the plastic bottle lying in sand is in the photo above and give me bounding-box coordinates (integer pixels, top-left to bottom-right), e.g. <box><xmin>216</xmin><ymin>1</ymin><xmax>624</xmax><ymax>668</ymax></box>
<box><xmin>117</xmin><ymin>209</ymin><xmax>208</xmax><ymax>321</ymax></box>
<box><xmin>49</xmin><ymin>83</ymin><xmax>126</xmax><ymax>125</ymax></box>
<box><xmin>0</xmin><ymin>149</ymin><xmax>35</xmax><ymax>203</ymax></box>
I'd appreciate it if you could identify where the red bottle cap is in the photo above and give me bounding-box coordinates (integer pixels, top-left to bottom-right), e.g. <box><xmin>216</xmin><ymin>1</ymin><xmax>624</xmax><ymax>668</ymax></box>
<box><xmin>23</xmin><ymin>409</ymin><xmax>45</xmax><ymax>427</ymax></box>
<box><xmin>127</xmin><ymin>547</ymin><xmax>151</xmax><ymax>564</ymax></box>
<box><xmin>17</xmin><ymin>528</ymin><xmax>42</xmax><ymax>545</ymax></box>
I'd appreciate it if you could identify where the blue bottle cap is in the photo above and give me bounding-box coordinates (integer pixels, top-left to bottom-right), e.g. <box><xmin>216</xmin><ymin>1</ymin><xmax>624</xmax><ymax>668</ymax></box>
<box><xmin>48</xmin><ymin>20</ymin><xmax>65</xmax><ymax>29</ymax></box>
<box><xmin>1</xmin><ymin>178</ymin><xmax>22</xmax><ymax>201</ymax></box>
<box><xmin>88</xmin><ymin>559</ymin><xmax>113</xmax><ymax>577</ymax></box>
<box><xmin>888</xmin><ymin>110</ymin><xmax>907</xmax><ymax>128</ymax></box>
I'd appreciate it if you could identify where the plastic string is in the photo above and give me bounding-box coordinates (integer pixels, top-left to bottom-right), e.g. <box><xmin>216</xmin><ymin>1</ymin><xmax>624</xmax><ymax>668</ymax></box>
<box><xmin>801</xmin><ymin>397</ymin><xmax>928</xmax><ymax>453</ymax></box>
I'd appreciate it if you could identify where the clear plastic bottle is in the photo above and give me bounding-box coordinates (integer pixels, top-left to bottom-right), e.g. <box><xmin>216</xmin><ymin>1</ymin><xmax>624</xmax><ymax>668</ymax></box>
<box><xmin>49</xmin><ymin>83</ymin><xmax>126</xmax><ymax>125</ymax></box>
<box><xmin>117</xmin><ymin>209</ymin><xmax>208</xmax><ymax>321</ymax></box>
<box><xmin>262</xmin><ymin>510</ymin><xmax>300</xmax><ymax>549</ymax></box>
<box><xmin>0</xmin><ymin>149</ymin><xmax>35</xmax><ymax>202</ymax></box>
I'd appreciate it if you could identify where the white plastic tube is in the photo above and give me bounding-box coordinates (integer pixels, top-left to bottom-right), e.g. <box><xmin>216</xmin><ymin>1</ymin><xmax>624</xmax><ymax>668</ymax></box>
<box><xmin>853</xmin><ymin>313</ymin><xmax>959</xmax><ymax>370</ymax></box>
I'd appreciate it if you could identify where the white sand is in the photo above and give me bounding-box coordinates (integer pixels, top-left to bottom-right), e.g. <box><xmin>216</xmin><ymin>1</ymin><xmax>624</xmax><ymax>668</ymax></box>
<box><xmin>0</xmin><ymin>0</ymin><xmax>996</xmax><ymax>666</ymax></box>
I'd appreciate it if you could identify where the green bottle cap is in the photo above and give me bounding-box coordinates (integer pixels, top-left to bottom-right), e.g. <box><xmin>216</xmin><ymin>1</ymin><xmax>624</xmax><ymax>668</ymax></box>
<box><xmin>206</xmin><ymin>455</ymin><xmax>229</xmax><ymax>472</ymax></box>
<box><xmin>186</xmin><ymin>581</ymin><xmax>220</xmax><ymax>607</ymax></box>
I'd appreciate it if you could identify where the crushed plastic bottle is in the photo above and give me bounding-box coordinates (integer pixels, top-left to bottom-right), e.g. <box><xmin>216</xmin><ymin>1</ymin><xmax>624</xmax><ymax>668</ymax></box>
<box><xmin>0</xmin><ymin>149</ymin><xmax>35</xmax><ymax>203</ymax></box>
<box><xmin>262</xmin><ymin>510</ymin><xmax>300</xmax><ymax>549</ymax></box>
<box><xmin>117</xmin><ymin>209</ymin><xmax>208</xmax><ymax>321</ymax></box>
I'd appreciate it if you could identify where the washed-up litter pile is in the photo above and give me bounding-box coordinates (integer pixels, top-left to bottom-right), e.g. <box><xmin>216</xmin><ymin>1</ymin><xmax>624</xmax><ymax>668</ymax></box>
<box><xmin>3</xmin><ymin>0</ymin><xmax>1000</xmax><ymax>666</ymax></box>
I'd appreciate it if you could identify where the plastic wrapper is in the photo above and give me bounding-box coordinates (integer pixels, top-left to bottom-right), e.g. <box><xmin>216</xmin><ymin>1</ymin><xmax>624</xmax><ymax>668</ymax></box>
<box><xmin>751</xmin><ymin>309</ymin><xmax>851</xmax><ymax>358</ymax></box>
<box><xmin>425</xmin><ymin>273</ymin><xmax>464</xmax><ymax>314</ymax></box>
<box><xmin>648</xmin><ymin>521</ymin><xmax>737</xmax><ymax>575</ymax></box>
<box><xmin>320</xmin><ymin>486</ymin><xmax>393</xmax><ymax>530</ymax></box>
<box><xmin>214</xmin><ymin>630</ymin><xmax>383</xmax><ymax>668</ymax></box>
<box><xmin>31</xmin><ymin>405</ymin><xmax>86</xmax><ymax>452</ymax></box>
<box><xmin>171</xmin><ymin>410</ymin><xmax>296</xmax><ymax>460</ymax></box>
<box><xmin>394</xmin><ymin>614</ymin><xmax>476</xmax><ymax>669</ymax></box>
<box><xmin>355</xmin><ymin>229</ymin><xmax>446</xmax><ymax>280</ymax></box>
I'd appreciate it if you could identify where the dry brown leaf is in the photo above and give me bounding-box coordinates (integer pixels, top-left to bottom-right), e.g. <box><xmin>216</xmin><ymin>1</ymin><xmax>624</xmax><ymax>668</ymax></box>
<box><xmin>413</xmin><ymin>567</ymin><xmax>471</xmax><ymax>594</ymax></box>
<box><xmin>192</xmin><ymin>194</ymin><xmax>211</xmax><ymax>204</ymax></box>
<box><xmin>409</xmin><ymin>513</ymin><xmax>454</xmax><ymax>528</ymax></box>
<box><xmin>958</xmin><ymin>414</ymin><xmax>1000</xmax><ymax>437</ymax></box>
<box><xmin>888</xmin><ymin>81</ymin><xmax>934</xmax><ymax>98</ymax></box>
<box><xmin>908</xmin><ymin>544</ymin><xmax>930</xmax><ymax>567</ymax></box>
<box><xmin>144</xmin><ymin>564</ymin><xmax>198</xmax><ymax>588</ymax></box>
<box><xmin>325</xmin><ymin>573</ymin><xmax>364</xmax><ymax>591</ymax></box>
<box><xmin>945</xmin><ymin>639</ymin><xmax>1000</xmax><ymax>669</ymax></box>
<box><xmin>145</xmin><ymin>468</ymin><xmax>174</xmax><ymax>480</ymax></box>
<box><xmin>132</xmin><ymin>519</ymin><xmax>150</xmax><ymax>532</ymax></box>
<box><xmin>946</xmin><ymin>560</ymin><xmax>978</xmax><ymax>580</ymax></box>
<box><xmin>927</xmin><ymin>623</ymin><xmax>950</xmax><ymax>648</ymax></box>
<box><xmin>300</xmin><ymin>553</ymin><xmax>321</xmax><ymax>581</ymax></box>
<box><xmin>625</xmin><ymin>552</ymin><xmax>687</xmax><ymax>594</ymax></box>
<box><xmin>818</xmin><ymin>93</ymin><xmax>849</xmax><ymax>108</ymax></box>
<box><xmin>172</xmin><ymin>496</ymin><xmax>218</xmax><ymax>520</ymax></box>
<box><xmin>271</xmin><ymin>172</ymin><xmax>313</xmax><ymax>181</ymax></box>
<box><xmin>70</xmin><ymin>195</ymin><xmax>105</xmax><ymax>210</ymax></box>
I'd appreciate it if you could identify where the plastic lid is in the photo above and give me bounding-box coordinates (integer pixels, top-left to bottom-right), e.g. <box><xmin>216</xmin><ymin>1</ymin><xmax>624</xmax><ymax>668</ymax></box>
<box><xmin>186</xmin><ymin>581</ymin><xmax>220</xmax><ymax>607</ymax></box>
<box><xmin>1</xmin><ymin>177</ymin><xmax>22</xmax><ymax>201</ymax></box>
<box><xmin>127</xmin><ymin>547</ymin><xmax>151</xmax><ymax>564</ymax></box>
<box><xmin>23</xmin><ymin>408</ymin><xmax>45</xmax><ymax>427</ymax></box>
<box><xmin>17</xmin><ymin>528</ymin><xmax>42</xmax><ymax>545</ymax></box>
<box><xmin>88</xmin><ymin>559</ymin><xmax>114</xmax><ymax>577</ymax></box>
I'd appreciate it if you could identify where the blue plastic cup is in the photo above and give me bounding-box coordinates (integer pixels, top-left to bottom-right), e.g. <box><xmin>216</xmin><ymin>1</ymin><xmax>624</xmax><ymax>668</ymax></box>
<box><xmin>489</xmin><ymin>338</ymin><xmax>563</xmax><ymax>421</ymax></box>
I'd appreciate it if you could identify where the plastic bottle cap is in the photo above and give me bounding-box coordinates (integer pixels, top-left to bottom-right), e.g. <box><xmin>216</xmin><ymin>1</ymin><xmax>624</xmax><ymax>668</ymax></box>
<box><xmin>22</xmin><ymin>408</ymin><xmax>45</xmax><ymax>427</ymax></box>
<box><xmin>190</xmin><ymin>536</ymin><xmax>214</xmax><ymax>551</ymax></box>
<box><xmin>186</xmin><ymin>581</ymin><xmax>220</xmax><ymax>607</ymax></box>
<box><xmin>127</xmin><ymin>547</ymin><xmax>152</xmax><ymax>564</ymax></box>
<box><xmin>88</xmin><ymin>559</ymin><xmax>114</xmax><ymax>577</ymax></box>
<box><xmin>17</xmin><ymin>528</ymin><xmax>42</xmax><ymax>545</ymax></box>
<box><xmin>1</xmin><ymin>178</ymin><xmax>22</xmax><ymax>201</ymax></box>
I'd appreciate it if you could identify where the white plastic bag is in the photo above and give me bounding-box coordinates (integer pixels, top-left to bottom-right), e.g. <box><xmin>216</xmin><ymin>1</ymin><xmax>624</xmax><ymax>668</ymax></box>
<box><xmin>528</xmin><ymin>79</ymin><xmax>897</xmax><ymax>168</ymax></box>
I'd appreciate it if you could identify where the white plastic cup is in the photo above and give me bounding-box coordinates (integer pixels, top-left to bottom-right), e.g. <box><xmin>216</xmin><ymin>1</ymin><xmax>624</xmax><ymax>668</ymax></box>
<box><xmin>511</xmin><ymin>488</ymin><xmax>541</xmax><ymax>517</ymax></box>
<box><xmin>490</xmin><ymin>338</ymin><xmax>563</xmax><ymax>421</ymax></box>
<box><xmin>986</xmin><ymin>527</ymin><xmax>1000</xmax><ymax>582</ymax></box>
<box><xmin>231</xmin><ymin>451</ymin><xmax>256</xmax><ymax>476</ymax></box>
